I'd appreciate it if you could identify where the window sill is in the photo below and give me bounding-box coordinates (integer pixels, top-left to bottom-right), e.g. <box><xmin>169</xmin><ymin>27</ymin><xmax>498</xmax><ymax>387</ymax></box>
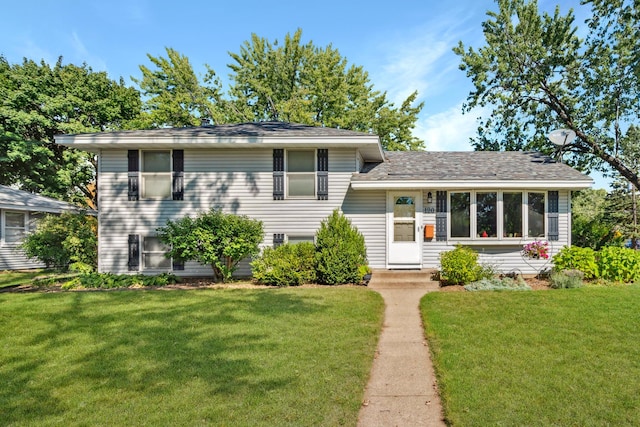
<box><xmin>446</xmin><ymin>239</ymin><xmax>544</xmax><ymax>246</ymax></box>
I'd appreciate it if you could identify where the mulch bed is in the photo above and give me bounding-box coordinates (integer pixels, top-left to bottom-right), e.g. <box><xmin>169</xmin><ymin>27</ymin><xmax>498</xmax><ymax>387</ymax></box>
<box><xmin>2</xmin><ymin>276</ymin><xmax>551</xmax><ymax>293</ymax></box>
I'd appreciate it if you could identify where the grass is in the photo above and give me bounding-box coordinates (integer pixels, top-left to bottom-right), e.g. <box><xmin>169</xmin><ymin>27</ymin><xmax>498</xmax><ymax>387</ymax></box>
<box><xmin>421</xmin><ymin>286</ymin><xmax>640</xmax><ymax>426</ymax></box>
<box><xmin>1</xmin><ymin>287</ymin><xmax>384</xmax><ymax>426</ymax></box>
<box><xmin>0</xmin><ymin>270</ymin><xmax>55</xmax><ymax>289</ymax></box>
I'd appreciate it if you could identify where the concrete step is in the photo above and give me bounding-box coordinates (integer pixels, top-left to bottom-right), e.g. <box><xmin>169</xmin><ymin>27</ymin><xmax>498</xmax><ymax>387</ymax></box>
<box><xmin>368</xmin><ymin>269</ymin><xmax>440</xmax><ymax>290</ymax></box>
<box><xmin>371</xmin><ymin>269</ymin><xmax>437</xmax><ymax>280</ymax></box>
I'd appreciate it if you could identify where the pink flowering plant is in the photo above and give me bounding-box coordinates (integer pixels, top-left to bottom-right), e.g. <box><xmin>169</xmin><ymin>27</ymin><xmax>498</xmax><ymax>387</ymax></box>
<box><xmin>522</xmin><ymin>240</ymin><xmax>549</xmax><ymax>259</ymax></box>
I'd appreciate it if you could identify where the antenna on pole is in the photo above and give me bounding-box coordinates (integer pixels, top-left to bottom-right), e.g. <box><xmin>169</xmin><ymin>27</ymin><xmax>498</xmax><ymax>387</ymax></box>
<box><xmin>547</xmin><ymin>129</ymin><xmax>576</xmax><ymax>162</ymax></box>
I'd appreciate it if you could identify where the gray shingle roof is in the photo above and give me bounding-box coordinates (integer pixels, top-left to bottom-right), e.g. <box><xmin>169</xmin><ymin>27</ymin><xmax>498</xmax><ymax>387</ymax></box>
<box><xmin>61</xmin><ymin>121</ymin><xmax>374</xmax><ymax>138</ymax></box>
<box><xmin>352</xmin><ymin>151</ymin><xmax>592</xmax><ymax>182</ymax></box>
<box><xmin>0</xmin><ymin>185</ymin><xmax>86</xmax><ymax>213</ymax></box>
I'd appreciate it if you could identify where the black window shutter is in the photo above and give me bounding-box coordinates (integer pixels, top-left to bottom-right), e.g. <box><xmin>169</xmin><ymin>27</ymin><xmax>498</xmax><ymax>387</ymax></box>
<box><xmin>172</xmin><ymin>150</ymin><xmax>184</xmax><ymax>201</ymax></box>
<box><xmin>127</xmin><ymin>150</ymin><xmax>139</xmax><ymax>201</ymax></box>
<box><xmin>273</xmin><ymin>233</ymin><xmax>285</xmax><ymax>248</ymax></box>
<box><xmin>172</xmin><ymin>259</ymin><xmax>185</xmax><ymax>271</ymax></box>
<box><xmin>128</xmin><ymin>234</ymin><xmax>140</xmax><ymax>271</ymax></box>
<box><xmin>273</xmin><ymin>149</ymin><xmax>284</xmax><ymax>200</ymax></box>
<box><xmin>436</xmin><ymin>191</ymin><xmax>448</xmax><ymax>241</ymax></box>
<box><xmin>317</xmin><ymin>149</ymin><xmax>328</xmax><ymax>200</ymax></box>
<box><xmin>548</xmin><ymin>191</ymin><xmax>559</xmax><ymax>241</ymax></box>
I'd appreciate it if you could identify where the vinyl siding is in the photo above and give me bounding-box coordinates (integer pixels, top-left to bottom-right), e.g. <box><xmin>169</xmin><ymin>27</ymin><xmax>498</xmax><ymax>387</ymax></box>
<box><xmin>0</xmin><ymin>246</ymin><xmax>45</xmax><ymax>270</ymax></box>
<box><xmin>420</xmin><ymin>190</ymin><xmax>572</xmax><ymax>274</ymax></box>
<box><xmin>342</xmin><ymin>188</ymin><xmax>387</xmax><ymax>268</ymax></box>
<box><xmin>0</xmin><ymin>209</ymin><xmax>46</xmax><ymax>270</ymax></box>
<box><xmin>98</xmin><ymin>148</ymin><xmax>357</xmax><ymax>276</ymax></box>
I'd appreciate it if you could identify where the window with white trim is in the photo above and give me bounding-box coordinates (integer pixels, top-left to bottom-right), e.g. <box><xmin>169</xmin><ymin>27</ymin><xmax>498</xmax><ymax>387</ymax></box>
<box><xmin>450</xmin><ymin>192</ymin><xmax>471</xmax><ymax>238</ymax></box>
<box><xmin>287</xmin><ymin>150</ymin><xmax>315</xmax><ymax>198</ymax></box>
<box><xmin>142</xmin><ymin>236</ymin><xmax>171</xmax><ymax>269</ymax></box>
<box><xmin>503</xmin><ymin>192</ymin><xmax>523</xmax><ymax>237</ymax></box>
<box><xmin>287</xmin><ymin>235</ymin><xmax>315</xmax><ymax>244</ymax></box>
<box><xmin>449</xmin><ymin>191</ymin><xmax>546</xmax><ymax>240</ymax></box>
<box><xmin>528</xmin><ymin>192</ymin><xmax>546</xmax><ymax>237</ymax></box>
<box><xmin>2</xmin><ymin>211</ymin><xmax>27</xmax><ymax>244</ymax></box>
<box><xmin>141</xmin><ymin>151</ymin><xmax>171</xmax><ymax>199</ymax></box>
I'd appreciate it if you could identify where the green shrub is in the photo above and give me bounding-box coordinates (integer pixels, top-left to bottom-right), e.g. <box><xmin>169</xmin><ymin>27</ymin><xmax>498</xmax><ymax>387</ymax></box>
<box><xmin>552</xmin><ymin>246</ymin><xmax>598</xmax><ymax>279</ymax></box>
<box><xmin>158</xmin><ymin>209</ymin><xmax>263</xmax><ymax>282</ymax></box>
<box><xmin>464</xmin><ymin>276</ymin><xmax>531</xmax><ymax>291</ymax></box>
<box><xmin>550</xmin><ymin>269</ymin><xmax>584</xmax><ymax>289</ymax></box>
<box><xmin>21</xmin><ymin>212</ymin><xmax>97</xmax><ymax>271</ymax></box>
<box><xmin>439</xmin><ymin>245</ymin><xmax>483</xmax><ymax>285</ymax></box>
<box><xmin>315</xmin><ymin>209</ymin><xmax>367</xmax><ymax>285</ymax></box>
<box><xmin>597</xmin><ymin>247</ymin><xmax>640</xmax><ymax>283</ymax></box>
<box><xmin>251</xmin><ymin>242</ymin><xmax>316</xmax><ymax>286</ymax></box>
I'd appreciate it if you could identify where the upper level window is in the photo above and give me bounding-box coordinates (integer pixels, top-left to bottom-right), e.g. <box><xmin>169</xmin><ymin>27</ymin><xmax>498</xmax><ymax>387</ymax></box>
<box><xmin>287</xmin><ymin>150</ymin><xmax>315</xmax><ymax>198</ymax></box>
<box><xmin>3</xmin><ymin>211</ymin><xmax>26</xmax><ymax>244</ymax></box>
<box><xmin>141</xmin><ymin>151</ymin><xmax>171</xmax><ymax>199</ymax></box>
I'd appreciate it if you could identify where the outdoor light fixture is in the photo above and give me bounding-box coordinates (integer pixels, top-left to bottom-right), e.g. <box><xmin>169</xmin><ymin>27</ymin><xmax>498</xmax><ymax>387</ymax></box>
<box><xmin>427</xmin><ymin>192</ymin><xmax>433</xmax><ymax>204</ymax></box>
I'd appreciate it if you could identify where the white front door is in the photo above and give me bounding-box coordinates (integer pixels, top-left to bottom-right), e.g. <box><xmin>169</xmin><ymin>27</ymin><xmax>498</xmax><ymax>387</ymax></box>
<box><xmin>387</xmin><ymin>192</ymin><xmax>422</xmax><ymax>268</ymax></box>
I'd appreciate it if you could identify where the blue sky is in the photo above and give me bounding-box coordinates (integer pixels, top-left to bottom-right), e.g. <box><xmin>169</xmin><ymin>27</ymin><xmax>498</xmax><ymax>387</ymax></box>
<box><xmin>1</xmin><ymin>0</ymin><xmax>609</xmax><ymax>187</ymax></box>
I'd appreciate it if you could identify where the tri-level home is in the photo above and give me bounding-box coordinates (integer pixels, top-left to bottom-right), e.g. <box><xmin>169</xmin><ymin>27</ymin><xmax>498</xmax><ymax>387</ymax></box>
<box><xmin>56</xmin><ymin>122</ymin><xmax>592</xmax><ymax>276</ymax></box>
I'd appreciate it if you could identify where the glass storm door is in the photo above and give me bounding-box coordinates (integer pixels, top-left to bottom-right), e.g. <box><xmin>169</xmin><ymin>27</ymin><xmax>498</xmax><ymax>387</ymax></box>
<box><xmin>387</xmin><ymin>192</ymin><xmax>422</xmax><ymax>267</ymax></box>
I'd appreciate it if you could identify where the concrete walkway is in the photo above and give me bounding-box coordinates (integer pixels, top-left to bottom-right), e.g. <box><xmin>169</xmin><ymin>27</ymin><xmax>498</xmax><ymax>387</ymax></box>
<box><xmin>357</xmin><ymin>270</ymin><xmax>446</xmax><ymax>427</ymax></box>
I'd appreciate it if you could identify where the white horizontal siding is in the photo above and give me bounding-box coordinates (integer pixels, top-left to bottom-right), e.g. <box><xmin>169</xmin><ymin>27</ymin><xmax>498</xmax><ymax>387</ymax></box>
<box><xmin>342</xmin><ymin>189</ymin><xmax>387</xmax><ymax>268</ymax></box>
<box><xmin>98</xmin><ymin>148</ymin><xmax>357</xmax><ymax>276</ymax></box>
<box><xmin>0</xmin><ymin>209</ymin><xmax>46</xmax><ymax>270</ymax></box>
<box><xmin>0</xmin><ymin>246</ymin><xmax>45</xmax><ymax>270</ymax></box>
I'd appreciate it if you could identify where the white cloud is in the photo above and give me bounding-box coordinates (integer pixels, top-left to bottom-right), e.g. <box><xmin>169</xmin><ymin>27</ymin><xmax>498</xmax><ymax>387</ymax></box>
<box><xmin>70</xmin><ymin>31</ymin><xmax>108</xmax><ymax>71</ymax></box>
<box><xmin>368</xmin><ymin>7</ymin><xmax>480</xmax><ymax>107</ymax></box>
<box><xmin>416</xmin><ymin>104</ymin><xmax>483</xmax><ymax>151</ymax></box>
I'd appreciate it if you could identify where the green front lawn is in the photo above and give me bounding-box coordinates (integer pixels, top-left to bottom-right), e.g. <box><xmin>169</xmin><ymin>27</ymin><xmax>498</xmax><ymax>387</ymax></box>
<box><xmin>0</xmin><ymin>270</ymin><xmax>51</xmax><ymax>289</ymax></box>
<box><xmin>1</xmin><ymin>288</ymin><xmax>383</xmax><ymax>426</ymax></box>
<box><xmin>421</xmin><ymin>286</ymin><xmax>640</xmax><ymax>426</ymax></box>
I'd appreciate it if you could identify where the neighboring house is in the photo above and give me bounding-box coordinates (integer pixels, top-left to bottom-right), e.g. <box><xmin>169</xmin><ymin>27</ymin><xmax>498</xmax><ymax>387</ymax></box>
<box><xmin>55</xmin><ymin>122</ymin><xmax>592</xmax><ymax>276</ymax></box>
<box><xmin>0</xmin><ymin>185</ymin><xmax>84</xmax><ymax>270</ymax></box>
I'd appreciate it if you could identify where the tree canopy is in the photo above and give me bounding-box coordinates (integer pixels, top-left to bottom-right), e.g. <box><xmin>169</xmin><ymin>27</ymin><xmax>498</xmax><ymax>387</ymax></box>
<box><xmin>132</xmin><ymin>48</ymin><xmax>227</xmax><ymax>127</ymax></box>
<box><xmin>135</xmin><ymin>30</ymin><xmax>424</xmax><ymax>150</ymax></box>
<box><xmin>227</xmin><ymin>29</ymin><xmax>424</xmax><ymax>150</ymax></box>
<box><xmin>0</xmin><ymin>56</ymin><xmax>141</xmax><ymax>205</ymax></box>
<box><xmin>454</xmin><ymin>0</ymin><xmax>640</xmax><ymax>190</ymax></box>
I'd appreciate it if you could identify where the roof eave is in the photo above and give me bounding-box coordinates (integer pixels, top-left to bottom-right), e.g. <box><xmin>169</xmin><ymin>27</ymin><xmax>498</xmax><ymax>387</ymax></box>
<box><xmin>55</xmin><ymin>134</ymin><xmax>385</xmax><ymax>162</ymax></box>
<box><xmin>350</xmin><ymin>179</ymin><xmax>594</xmax><ymax>190</ymax></box>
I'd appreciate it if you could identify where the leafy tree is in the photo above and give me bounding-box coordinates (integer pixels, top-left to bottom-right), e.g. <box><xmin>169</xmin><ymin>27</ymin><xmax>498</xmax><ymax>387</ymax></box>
<box><xmin>0</xmin><ymin>56</ymin><xmax>141</xmax><ymax>205</ymax></box>
<box><xmin>227</xmin><ymin>29</ymin><xmax>424</xmax><ymax>150</ymax></box>
<box><xmin>21</xmin><ymin>212</ymin><xmax>98</xmax><ymax>271</ymax></box>
<box><xmin>315</xmin><ymin>209</ymin><xmax>367</xmax><ymax>285</ymax></box>
<box><xmin>133</xmin><ymin>47</ymin><xmax>227</xmax><ymax>127</ymax></box>
<box><xmin>454</xmin><ymin>0</ymin><xmax>640</xmax><ymax>190</ymax></box>
<box><xmin>571</xmin><ymin>189</ymin><xmax>615</xmax><ymax>249</ymax></box>
<box><xmin>157</xmin><ymin>209</ymin><xmax>263</xmax><ymax>282</ymax></box>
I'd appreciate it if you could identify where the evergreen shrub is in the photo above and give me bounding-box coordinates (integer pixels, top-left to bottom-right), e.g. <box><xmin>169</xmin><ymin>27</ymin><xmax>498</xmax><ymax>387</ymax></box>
<box><xmin>315</xmin><ymin>210</ymin><xmax>368</xmax><ymax>285</ymax></box>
